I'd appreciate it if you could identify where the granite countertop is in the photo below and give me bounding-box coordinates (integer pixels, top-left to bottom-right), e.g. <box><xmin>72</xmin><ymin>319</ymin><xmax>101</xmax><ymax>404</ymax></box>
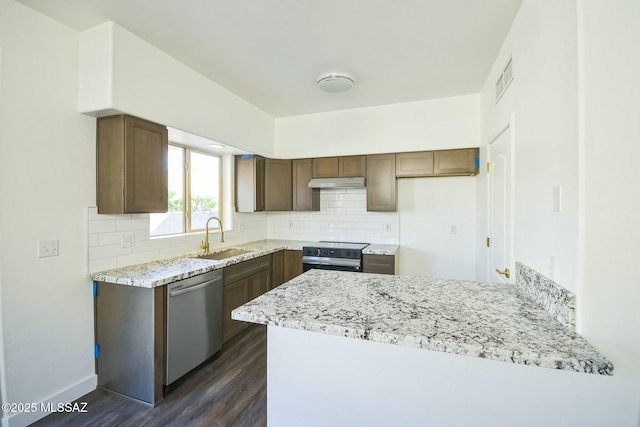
<box><xmin>89</xmin><ymin>239</ymin><xmax>398</xmax><ymax>288</ymax></box>
<box><xmin>232</xmin><ymin>269</ymin><xmax>613</xmax><ymax>375</ymax></box>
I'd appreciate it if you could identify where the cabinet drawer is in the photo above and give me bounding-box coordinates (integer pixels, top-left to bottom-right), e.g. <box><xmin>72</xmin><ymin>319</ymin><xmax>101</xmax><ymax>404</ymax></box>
<box><xmin>223</xmin><ymin>255</ymin><xmax>271</xmax><ymax>284</ymax></box>
<box><xmin>363</xmin><ymin>254</ymin><xmax>395</xmax><ymax>275</ymax></box>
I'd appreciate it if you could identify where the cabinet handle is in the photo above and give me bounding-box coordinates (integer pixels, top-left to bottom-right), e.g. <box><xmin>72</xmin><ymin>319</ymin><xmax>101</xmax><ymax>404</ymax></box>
<box><xmin>169</xmin><ymin>277</ymin><xmax>221</xmax><ymax>297</ymax></box>
<box><xmin>495</xmin><ymin>268</ymin><xmax>511</xmax><ymax>279</ymax></box>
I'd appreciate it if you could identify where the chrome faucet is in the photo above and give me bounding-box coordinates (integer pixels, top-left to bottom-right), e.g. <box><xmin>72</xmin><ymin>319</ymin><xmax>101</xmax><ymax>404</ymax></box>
<box><xmin>201</xmin><ymin>216</ymin><xmax>224</xmax><ymax>253</ymax></box>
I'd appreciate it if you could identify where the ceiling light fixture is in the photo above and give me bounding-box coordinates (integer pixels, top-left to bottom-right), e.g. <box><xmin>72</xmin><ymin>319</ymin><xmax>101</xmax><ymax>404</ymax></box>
<box><xmin>317</xmin><ymin>73</ymin><xmax>355</xmax><ymax>93</ymax></box>
<box><xmin>208</xmin><ymin>143</ymin><xmax>226</xmax><ymax>148</ymax></box>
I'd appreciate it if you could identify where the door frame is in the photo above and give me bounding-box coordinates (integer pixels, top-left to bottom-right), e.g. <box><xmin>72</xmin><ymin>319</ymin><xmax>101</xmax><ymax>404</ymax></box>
<box><xmin>486</xmin><ymin>115</ymin><xmax>516</xmax><ymax>282</ymax></box>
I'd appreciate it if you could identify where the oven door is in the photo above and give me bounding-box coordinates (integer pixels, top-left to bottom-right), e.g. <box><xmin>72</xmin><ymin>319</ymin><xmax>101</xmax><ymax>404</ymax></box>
<box><xmin>302</xmin><ymin>256</ymin><xmax>362</xmax><ymax>272</ymax></box>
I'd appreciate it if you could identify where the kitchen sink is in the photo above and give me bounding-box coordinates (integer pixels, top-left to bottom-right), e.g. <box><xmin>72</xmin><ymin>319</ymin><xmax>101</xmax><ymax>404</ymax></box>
<box><xmin>195</xmin><ymin>248</ymin><xmax>252</xmax><ymax>261</ymax></box>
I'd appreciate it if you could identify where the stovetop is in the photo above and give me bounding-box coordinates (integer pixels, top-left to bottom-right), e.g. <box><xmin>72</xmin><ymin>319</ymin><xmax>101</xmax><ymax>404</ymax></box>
<box><xmin>310</xmin><ymin>241</ymin><xmax>370</xmax><ymax>250</ymax></box>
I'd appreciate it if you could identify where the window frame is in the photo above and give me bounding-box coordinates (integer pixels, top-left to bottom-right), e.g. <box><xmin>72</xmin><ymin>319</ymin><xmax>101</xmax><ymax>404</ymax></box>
<box><xmin>151</xmin><ymin>143</ymin><xmax>222</xmax><ymax>236</ymax></box>
<box><xmin>184</xmin><ymin>146</ymin><xmax>223</xmax><ymax>233</ymax></box>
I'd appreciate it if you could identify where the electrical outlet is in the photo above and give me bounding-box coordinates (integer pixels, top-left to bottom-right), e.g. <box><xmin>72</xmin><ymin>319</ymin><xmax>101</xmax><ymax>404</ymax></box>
<box><xmin>385</xmin><ymin>223</ymin><xmax>391</xmax><ymax>232</ymax></box>
<box><xmin>38</xmin><ymin>240</ymin><xmax>59</xmax><ymax>258</ymax></box>
<box><xmin>289</xmin><ymin>221</ymin><xmax>294</xmax><ymax>229</ymax></box>
<box><xmin>239</xmin><ymin>222</ymin><xmax>245</xmax><ymax>232</ymax></box>
<box><xmin>450</xmin><ymin>225</ymin><xmax>458</xmax><ymax>234</ymax></box>
<box><xmin>121</xmin><ymin>234</ymin><xmax>135</xmax><ymax>248</ymax></box>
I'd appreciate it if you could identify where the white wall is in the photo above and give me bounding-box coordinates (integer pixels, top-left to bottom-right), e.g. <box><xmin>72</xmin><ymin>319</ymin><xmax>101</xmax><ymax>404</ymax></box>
<box><xmin>0</xmin><ymin>1</ymin><xmax>97</xmax><ymax>425</ymax></box>
<box><xmin>79</xmin><ymin>22</ymin><xmax>275</xmax><ymax>158</ymax></box>
<box><xmin>578</xmin><ymin>0</ymin><xmax>640</xmax><ymax>414</ymax></box>
<box><xmin>269</xmin><ymin>325</ymin><xmax>629</xmax><ymax>427</ymax></box>
<box><xmin>275</xmin><ymin>94</ymin><xmax>480</xmax><ymax>158</ymax></box>
<box><xmin>398</xmin><ymin>178</ymin><xmax>477</xmax><ymax>279</ymax></box>
<box><xmin>479</xmin><ymin>0</ymin><xmax>640</xmax><ymax>423</ymax></box>
<box><xmin>478</xmin><ymin>0</ymin><xmax>580</xmax><ymax>289</ymax></box>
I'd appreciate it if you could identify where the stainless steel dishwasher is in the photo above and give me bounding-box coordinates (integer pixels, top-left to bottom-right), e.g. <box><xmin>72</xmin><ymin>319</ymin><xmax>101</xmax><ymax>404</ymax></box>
<box><xmin>166</xmin><ymin>269</ymin><xmax>223</xmax><ymax>386</ymax></box>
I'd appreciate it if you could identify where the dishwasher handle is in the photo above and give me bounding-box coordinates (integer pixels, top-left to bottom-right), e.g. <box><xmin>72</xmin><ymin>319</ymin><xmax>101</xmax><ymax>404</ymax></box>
<box><xmin>169</xmin><ymin>277</ymin><xmax>222</xmax><ymax>297</ymax></box>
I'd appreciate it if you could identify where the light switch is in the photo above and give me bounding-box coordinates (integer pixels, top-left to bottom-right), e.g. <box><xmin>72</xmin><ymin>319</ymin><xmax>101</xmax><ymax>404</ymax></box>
<box><xmin>38</xmin><ymin>240</ymin><xmax>59</xmax><ymax>258</ymax></box>
<box><xmin>553</xmin><ymin>186</ymin><xmax>562</xmax><ymax>212</ymax></box>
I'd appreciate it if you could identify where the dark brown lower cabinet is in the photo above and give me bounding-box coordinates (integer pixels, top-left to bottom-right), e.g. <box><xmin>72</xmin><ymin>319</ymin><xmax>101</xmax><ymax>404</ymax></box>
<box><xmin>271</xmin><ymin>251</ymin><xmax>284</xmax><ymax>289</ymax></box>
<box><xmin>222</xmin><ymin>255</ymin><xmax>272</xmax><ymax>343</ymax></box>
<box><xmin>283</xmin><ymin>250</ymin><xmax>303</xmax><ymax>282</ymax></box>
<box><xmin>363</xmin><ymin>254</ymin><xmax>396</xmax><ymax>275</ymax></box>
<box><xmin>222</xmin><ymin>278</ymin><xmax>250</xmax><ymax>343</ymax></box>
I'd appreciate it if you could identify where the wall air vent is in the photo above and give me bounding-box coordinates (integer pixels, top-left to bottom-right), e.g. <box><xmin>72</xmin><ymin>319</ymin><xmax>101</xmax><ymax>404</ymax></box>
<box><xmin>496</xmin><ymin>57</ymin><xmax>514</xmax><ymax>103</ymax></box>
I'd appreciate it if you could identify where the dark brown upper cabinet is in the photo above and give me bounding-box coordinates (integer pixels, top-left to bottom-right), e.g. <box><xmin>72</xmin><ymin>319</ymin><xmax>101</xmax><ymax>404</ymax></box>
<box><xmin>235</xmin><ymin>155</ymin><xmax>265</xmax><ymax>212</ymax></box>
<box><xmin>366</xmin><ymin>153</ymin><xmax>397</xmax><ymax>212</ymax></box>
<box><xmin>395</xmin><ymin>151</ymin><xmax>434</xmax><ymax>177</ymax></box>
<box><xmin>97</xmin><ymin>115</ymin><xmax>168</xmax><ymax>214</ymax></box>
<box><xmin>313</xmin><ymin>156</ymin><xmax>366</xmax><ymax>178</ymax></box>
<box><xmin>264</xmin><ymin>158</ymin><xmax>292</xmax><ymax>211</ymax></box>
<box><xmin>292</xmin><ymin>159</ymin><xmax>320</xmax><ymax>211</ymax></box>
<box><xmin>312</xmin><ymin>157</ymin><xmax>339</xmax><ymax>178</ymax></box>
<box><xmin>433</xmin><ymin>148</ymin><xmax>479</xmax><ymax>176</ymax></box>
<box><xmin>395</xmin><ymin>148</ymin><xmax>479</xmax><ymax>178</ymax></box>
<box><xmin>339</xmin><ymin>155</ymin><xmax>367</xmax><ymax>177</ymax></box>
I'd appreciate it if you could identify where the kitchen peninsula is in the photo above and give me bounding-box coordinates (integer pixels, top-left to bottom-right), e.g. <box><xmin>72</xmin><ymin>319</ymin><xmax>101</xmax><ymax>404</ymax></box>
<box><xmin>232</xmin><ymin>270</ymin><xmax>617</xmax><ymax>427</ymax></box>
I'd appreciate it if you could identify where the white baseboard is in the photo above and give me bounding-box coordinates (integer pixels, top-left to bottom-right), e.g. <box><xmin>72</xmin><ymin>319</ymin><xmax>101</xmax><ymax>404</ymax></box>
<box><xmin>2</xmin><ymin>374</ymin><xmax>97</xmax><ymax>427</ymax></box>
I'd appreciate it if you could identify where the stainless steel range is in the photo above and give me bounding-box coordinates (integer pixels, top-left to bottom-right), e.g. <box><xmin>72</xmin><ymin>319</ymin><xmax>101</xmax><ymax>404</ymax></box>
<box><xmin>302</xmin><ymin>242</ymin><xmax>370</xmax><ymax>272</ymax></box>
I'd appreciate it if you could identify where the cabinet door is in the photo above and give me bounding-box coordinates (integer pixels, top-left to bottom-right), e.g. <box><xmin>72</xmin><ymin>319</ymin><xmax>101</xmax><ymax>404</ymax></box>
<box><xmin>265</xmin><ymin>159</ymin><xmax>292</xmax><ymax>211</ymax></box>
<box><xmin>97</xmin><ymin>115</ymin><xmax>168</xmax><ymax>214</ymax></box>
<box><xmin>222</xmin><ymin>278</ymin><xmax>249</xmax><ymax>343</ymax></box>
<box><xmin>248</xmin><ymin>269</ymin><xmax>270</xmax><ymax>300</ymax></box>
<box><xmin>433</xmin><ymin>148</ymin><xmax>479</xmax><ymax>176</ymax></box>
<box><xmin>293</xmin><ymin>159</ymin><xmax>320</xmax><ymax>211</ymax></box>
<box><xmin>366</xmin><ymin>154</ymin><xmax>397</xmax><ymax>211</ymax></box>
<box><xmin>395</xmin><ymin>152</ymin><xmax>434</xmax><ymax>177</ymax></box>
<box><xmin>271</xmin><ymin>251</ymin><xmax>284</xmax><ymax>289</ymax></box>
<box><xmin>124</xmin><ymin>116</ymin><xmax>168</xmax><ymax>213</ymax></box>
<box><xmin>283</xmin><ymin>250</ymin><xmax>303</xmax><ymax>282</ymax></box>
<box><xmin>363</xmin><ymin>254</ymin><xmax>396</xmax><ymax>275</ymax></box>
<box><xmin>339</xmin><ymin>156</ymin><xmax>366</xmax><ymax>177</ymax></box>
<box><xmin>313</xmin><ymin>157</ymin><xmax>339</xmax><ymax>178</ymax></box>
<box><xmin>235</xmin><ymin>155</ymin><xmax>265</xmax><ymax>212</ymax></box>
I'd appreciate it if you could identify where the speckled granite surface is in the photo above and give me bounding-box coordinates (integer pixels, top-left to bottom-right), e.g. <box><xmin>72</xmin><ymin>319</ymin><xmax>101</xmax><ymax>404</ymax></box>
<box><xmin>516</xmin><ymin>262</ymin><xmax>576</xmax><ymax>331</ymax></box>
<box><xmin>89</xmin><ymin>240</ymin><xmax>306</xmax><ymax>287</ymax></box>
<box><xmin>89</xmin><ymin>239</ymin><xmax>397</xmax><ymax>288</ymax></box>
<box><xmin>232</xmin><ymin>270</ymin><xmax>613</xmax><ymax>375</ymax></box>
<box><xmin>362</xmin><ymin>244</ymin><xmax>398</xmax><ymax>255</ymax></box>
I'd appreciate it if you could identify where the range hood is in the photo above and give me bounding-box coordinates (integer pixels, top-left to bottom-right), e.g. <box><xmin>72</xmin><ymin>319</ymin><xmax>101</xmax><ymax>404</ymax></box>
<box><xmin>308</xmin><ymin>177</ymin><xmax>366</xmax><ymax>189</ymax></box>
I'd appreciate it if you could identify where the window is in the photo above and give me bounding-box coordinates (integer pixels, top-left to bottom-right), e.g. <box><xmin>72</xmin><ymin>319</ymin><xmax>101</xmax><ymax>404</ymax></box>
<box><xmin>150</xmin><ymin>144</ymin><xmax>221</xmax><ymax>237</ymax></box>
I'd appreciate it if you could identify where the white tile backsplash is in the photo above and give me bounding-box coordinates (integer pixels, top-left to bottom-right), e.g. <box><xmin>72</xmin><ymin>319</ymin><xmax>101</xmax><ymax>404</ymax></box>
<box><xmin>267</xmin><ymin>189</ymin><xmax>399</xmax><ymax>245</ymax></box>
<box><xmin>87</xmin><ymin>188</ymin><xmax>399</xmax><ymax>273</ymax></box>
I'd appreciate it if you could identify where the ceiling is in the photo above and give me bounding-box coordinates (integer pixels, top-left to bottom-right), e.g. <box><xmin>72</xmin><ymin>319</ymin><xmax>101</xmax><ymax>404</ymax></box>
<box><xmin>19</xmin><ymin>0</ymin><xmax>522</xmax><ymax>118</ymax></box>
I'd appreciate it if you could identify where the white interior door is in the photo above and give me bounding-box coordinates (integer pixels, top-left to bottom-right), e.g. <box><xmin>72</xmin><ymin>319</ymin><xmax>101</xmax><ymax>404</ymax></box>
<box><xmin>489</xmin><ymin>123</ymin><xmax>514</xmax><ymax>283</ymax></box>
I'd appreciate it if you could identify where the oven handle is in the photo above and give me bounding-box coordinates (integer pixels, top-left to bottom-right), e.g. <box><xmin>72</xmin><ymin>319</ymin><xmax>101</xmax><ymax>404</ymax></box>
<box><xmin>302</xmin><ymin>256</ymin><xmax>361</xmax><ymax>268</ymax></box>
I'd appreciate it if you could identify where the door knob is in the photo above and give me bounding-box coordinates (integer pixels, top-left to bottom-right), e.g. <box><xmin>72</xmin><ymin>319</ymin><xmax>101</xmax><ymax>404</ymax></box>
<box><xmin>495</xmin><ymin>268</ymin><xmax>511</xmax><ymax>278</ymax></box>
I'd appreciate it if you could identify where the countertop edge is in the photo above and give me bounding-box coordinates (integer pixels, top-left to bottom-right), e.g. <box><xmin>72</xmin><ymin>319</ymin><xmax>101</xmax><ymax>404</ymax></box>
<box><xmin>231</xmin><ymin>309</ymin><xmax>614</xmax><ymax>376</ymax></box>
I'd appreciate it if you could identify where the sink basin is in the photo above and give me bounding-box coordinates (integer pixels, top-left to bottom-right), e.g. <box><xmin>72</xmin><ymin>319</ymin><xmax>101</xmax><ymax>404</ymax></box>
<box><xmin>195</xmin><ymin>248</ymin><xmax>251</xmax><ymax>261</ymax></box>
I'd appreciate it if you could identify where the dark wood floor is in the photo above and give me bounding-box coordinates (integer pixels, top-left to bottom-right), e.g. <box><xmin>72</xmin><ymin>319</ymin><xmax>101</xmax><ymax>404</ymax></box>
<box><xmin>31</xmin><ymin>325</ymin><xmax>267</xmax><ymax>427</ymax></box>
